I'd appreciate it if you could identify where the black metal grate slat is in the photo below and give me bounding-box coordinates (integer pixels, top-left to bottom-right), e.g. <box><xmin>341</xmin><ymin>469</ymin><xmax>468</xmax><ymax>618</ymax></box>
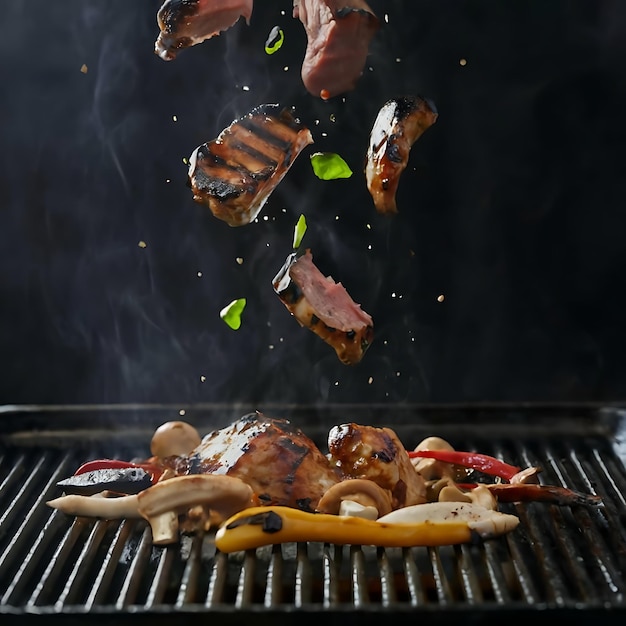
<box><xmin>1</xmin><ymin>404</ymin><xmax>626</xmax><ymax>623</ymax></box>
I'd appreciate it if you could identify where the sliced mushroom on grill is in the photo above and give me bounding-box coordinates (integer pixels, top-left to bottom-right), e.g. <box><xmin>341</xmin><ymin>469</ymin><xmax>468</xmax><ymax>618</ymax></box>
<box><xmin>188</xmin><ymin>104</ymin><xmax>313</xmax><ymax>226</ymax></box>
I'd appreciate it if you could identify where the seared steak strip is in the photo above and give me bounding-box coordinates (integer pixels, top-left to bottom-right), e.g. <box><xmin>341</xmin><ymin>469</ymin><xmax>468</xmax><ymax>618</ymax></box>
<box><xmin>273</xmin><ymin>249</ymin><xmax>374</xmax><ymax>365</ymax></box>
<box><xmin>365</xmin><ymin>95</ymin><xmax>438</xmax><ymax>215</ymax></box>
<box><xmin>188</xmin><ymin>104</ymin><xmax>313</xmax><ymax>226</ymax></box>
<box><xmin>154</xmin><ymin>0</ymin><xmax>253</xmax><ymax>60</ymax></box>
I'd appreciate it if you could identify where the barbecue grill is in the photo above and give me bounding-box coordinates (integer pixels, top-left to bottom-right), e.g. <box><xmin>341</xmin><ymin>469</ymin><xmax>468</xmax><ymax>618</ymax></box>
<box><xmin>1</xmin><ymin>403</ymin><xmax>625</xmax><ymax>624</ymax></box>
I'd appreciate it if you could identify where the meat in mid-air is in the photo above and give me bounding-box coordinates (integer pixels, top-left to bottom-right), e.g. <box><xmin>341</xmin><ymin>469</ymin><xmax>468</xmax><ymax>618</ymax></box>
<box><xmin>365</xmin><ymin>95</ymin><xmax>438</xmax><ymax>215</ymax></box>
<box><xmin>188</xmin><ymin>104</ymin><xmax>313</xmax><ymax>226</ymax></box>
<box><xmin>328</xmin><ymin>423</ymin><xmax>427</xmax><ymax>509</ymax></box>
<box><xmin>163</xmin><ymin>412</ymin><xmax>340</xmax><ymax>512</ymax></box>
<box><xmin>154</xmin><ymin>0</ymin><xmax>253</xmax><ymax>61</ymax></box>
<box><xmin>294</xmin><ymin>0</ymin><xmax>380</xmax><ymax>99</ymax></box>
<box><xmin>273</xmin><ymin>249</ymin><xmax>374</xmax><ymax>365</ymax></box>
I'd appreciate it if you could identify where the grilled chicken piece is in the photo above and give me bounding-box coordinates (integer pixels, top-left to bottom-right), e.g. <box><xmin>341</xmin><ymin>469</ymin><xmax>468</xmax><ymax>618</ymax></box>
<box><xmin>294</xmin><ymin>0</ymin><xmax>380</xmax><ymax>99</ymax></box>
<box><xmin>273</xmin><ymin>249</ymin><xmax>374</xmax><ymax>365</ymax></box>
<box><xmin>365</xmin><ymin>95</ymin><xmax>438</xmax><ymax>215</ymax></box>
<box><xmin>328</xmin><ymin>423</ymin><xmax>427</xmax><ymax>509</ymax></box>
<box><xmin>154</xmin><ymin>0</ymin><xmax>253</xmax><ymax>61</ymax></box>
<box><xmin>163</xmin><ymin>412</ymin><xmax>340</xmax><ymax>512</ymax></box>
<box><xmin>188</xmin><ymin>104</ymin><xmax>313</xmax><ymax>226</ymax></box>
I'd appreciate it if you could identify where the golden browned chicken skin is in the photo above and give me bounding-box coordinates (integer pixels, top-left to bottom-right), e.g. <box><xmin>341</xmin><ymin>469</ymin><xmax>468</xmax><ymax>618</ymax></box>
<box><xmin>163</xmin><ymin>412</ymin><xmax>340</xmax><ymax>512</ymax></box>
<box><xmin>327</xmin><ymin>422</ymin><xmax>427</xmax><ymax>509</ymax></box>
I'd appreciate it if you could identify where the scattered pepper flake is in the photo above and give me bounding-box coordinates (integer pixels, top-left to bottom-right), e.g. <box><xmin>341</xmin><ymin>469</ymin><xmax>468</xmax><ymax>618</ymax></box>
<box><xmin>138</xmin><ymin>241</ymin><xmax>147</xmax><ymax>248</ymax></box>
<box><xmin>437</xmin><ymin>294</ymin><xmax>445</xmax><ymax>302</ymax></box>
<box><xmin>236</xmin><ymin>257</ymin><xmax>244</xmax><ymax>265</ymax></box>
<box><xmin>80</xmin><ymin>64</ymin><xmax>88</xmax><ymax>74</ymax></box>
<box><xmin>460</xmin><ymin>58</ymin><xmax>467</xmax><ymax>66</ymax></box>
<box><xmin>310</xmin><ymin>152</ymin><xmax>353</xmax><ymax>180</ymax></box>
<box><xmin>220</xmin><ymin>298</ymin><xmax>247</xmax><ymax>330</ymax></box>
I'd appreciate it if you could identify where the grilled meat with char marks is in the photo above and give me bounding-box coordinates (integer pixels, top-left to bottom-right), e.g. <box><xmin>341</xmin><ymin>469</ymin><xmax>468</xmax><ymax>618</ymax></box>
<box><xmin>163</xmin><ymin>412</ymin><xmax>340</xmax><ymax>512</ymax></box>
<box><xmin>328</xmin><ymin>423</ymin><xmax>427</xmax><ymax>509</ymax></box>
<box><xmin>365</xmin><ymin>95</ymin><xmax>438</xmax><ymax>215</ymax></box>
<box><xmin>188</xmin><ymin>104</ymin><xmax>313</xmax><ymax>226</ymax></box>
<box><xmin>154</xmin><ymin>0</ymin><xmax>253</xmax><ymax>61</ymax></box>
<box><xmin>294</xmin><ymin>0</ymin><xmax>380</xmax><ymax>99</ymax></box>
<box><xmin>273</xmin><ymin>249</ymin><xmax>374</xmax><ymax>365</ymax></box>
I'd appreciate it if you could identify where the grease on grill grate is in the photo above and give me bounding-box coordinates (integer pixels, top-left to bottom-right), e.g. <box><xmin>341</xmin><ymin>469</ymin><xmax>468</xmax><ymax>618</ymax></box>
<box><xmin>1</xmin><ymin>433</ymin><xmax>626</xmax><ymax>613</ymax></box>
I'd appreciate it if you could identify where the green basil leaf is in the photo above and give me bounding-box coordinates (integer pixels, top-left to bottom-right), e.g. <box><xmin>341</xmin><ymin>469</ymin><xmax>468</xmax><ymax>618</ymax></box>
<box><xmin>292</xmin><ymin>214</ymin><xmax>307</xmax><ymax>249</ymax></box>
<box><xmin>265</xmin><ymin>26</ymin><xmax>284</xmax><ymax>55</ymax></box>
<box><xmin>310</xmin><ymin>152</ymin><xmax>353</xmax><ymax>180</ymax></box>
<box><xmin>220</xmin><ymin>298</ymin><xmax>247</xmax><ymax>330</ymax></box>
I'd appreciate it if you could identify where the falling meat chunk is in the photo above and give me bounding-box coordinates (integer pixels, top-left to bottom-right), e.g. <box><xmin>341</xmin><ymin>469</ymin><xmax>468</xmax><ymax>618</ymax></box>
<box><xmin>294</xmin><ymin>0</ymin><xmax>380</xmax><ymax>99</ymax></box>
<box><xmin>273</xmin><ymin>249</ymin><xmax>374</xmax><ymax>365</ymax></box>
<box><xmin>162</xmin><ymin>412</ymin><xmax>341</xmax><ymax>512</ymax></box>
<box><xmin>365</xmin><ymin>95</ymin><xmax>438</xmax><ymax>215</ymax></box>
<box><xmin>188</xmin><ymin>104</ymin><xmax>313</xmax><ymax>226</ymax></box>
<box><xmin>328</xmin><ymin>423</ymin><xmax>427</xmax><ymax>509</ymax></box>
<box><xmin>154</xmin><ymin>0</ymin><xmax>253</xmax><ymax>61</ymax></box>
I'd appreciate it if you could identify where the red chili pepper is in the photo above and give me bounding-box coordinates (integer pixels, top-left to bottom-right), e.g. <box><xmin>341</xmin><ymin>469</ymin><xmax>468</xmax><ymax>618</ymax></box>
<box><xmin>74</xmin><ymin>459</ymin><xmax>163</xmax><ymax>482</ymax></box>
<box><xmin>408</xmin><ymin>449</ymin><xmax>521</xmax><ymax>481</ymax></box>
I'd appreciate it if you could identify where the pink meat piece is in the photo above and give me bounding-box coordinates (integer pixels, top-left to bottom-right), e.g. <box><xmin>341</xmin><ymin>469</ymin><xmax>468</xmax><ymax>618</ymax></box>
<box><xmin>155</xmin><ymin>0</ymin><xmax>253</xmax><ymax>60</ymax></box>
<box><xmin>294</xmin><ymin>0</ymin><xmax>380</xmax><ymax>99</ymax></box>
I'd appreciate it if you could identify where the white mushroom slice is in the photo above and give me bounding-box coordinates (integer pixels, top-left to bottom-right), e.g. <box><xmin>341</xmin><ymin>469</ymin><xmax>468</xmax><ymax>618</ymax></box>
<box><xmin>377</xmin><ymin>502</ymin><xmax>520</xmax><ymax>539</ymax></box>
<box><xmin>46</xmin><ymin>493</ymin><xmax>141</xmax><ymax>519</ymax></box>
<box><xmin>468</xmin><ymin>484</ymin><xmax>498</xmax><ymax>510</ymax></box>
<box><xmin>136</xmin><ymin>474</ymin><xmax>256</xmax><ymax>525</ymax></box>
<box><xmin>316</xmin><ymin>478</ymin><xmax>393</xmax><ymax>517</ymax></box>
<box><xmin>338</xmin><ymin>499</ymin><xmax>379</xmax><ymax>520</ymax></box>
<box><xmin>149</xmin><ymin>511</ymin><xmax>179</xmax><ymax>545</ymax></box>
<box><xmin>411</xmin><ymin>436</ymin><xmax>466</xmax><ymax>481</ymax></box>
<box><xmin>150</xmin><ymin>420</ymin><xmax>202</xmax><ymax>458</ymax></box>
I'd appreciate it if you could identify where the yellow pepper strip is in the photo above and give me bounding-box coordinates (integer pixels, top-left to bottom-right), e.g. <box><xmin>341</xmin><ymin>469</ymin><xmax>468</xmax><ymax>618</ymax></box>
<box><xmin>214</xmin><ymin>505</ymin><xmax>474</xmax><ymax>553</ymax></box>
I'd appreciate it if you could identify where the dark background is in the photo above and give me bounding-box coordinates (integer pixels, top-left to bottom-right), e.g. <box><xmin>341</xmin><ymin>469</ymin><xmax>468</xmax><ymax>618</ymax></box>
<box><xmin>2</xmin><ymin>0</ymin><xmax>626</xmax><ymax>407</ymax></box>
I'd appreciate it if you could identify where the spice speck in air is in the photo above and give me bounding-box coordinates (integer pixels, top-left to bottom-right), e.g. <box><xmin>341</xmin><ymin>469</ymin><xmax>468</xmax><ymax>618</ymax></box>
<box><xmin>310</xmin><ymin>152</ymin><xmax>353</xmax><ymax>180</ymax></box>
<box><xmin>220</xmin><ymin>298</ymin><xmax>247</xmax><ymax>330</ymax></box>
<box><xmin>265</xmin><ymin>26</ymin><xmax>284</xmax><ymax>54</ymax></box>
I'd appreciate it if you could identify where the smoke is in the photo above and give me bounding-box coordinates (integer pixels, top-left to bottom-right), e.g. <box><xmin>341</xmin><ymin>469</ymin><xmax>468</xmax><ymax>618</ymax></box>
<box><xmin>2</xmin><ymin>0</ymin><xmax>626</xmax><ymax>408</ymax></box>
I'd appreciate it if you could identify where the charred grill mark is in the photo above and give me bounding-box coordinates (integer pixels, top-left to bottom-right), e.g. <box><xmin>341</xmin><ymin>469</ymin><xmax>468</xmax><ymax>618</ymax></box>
<box><xmin>229</xmin><ymin>139</ymin><xmax>279</xmax><ymax>169</ymax></box>
<box><xmin>295</xmin><ymin>497</ymin><xmax>314</xmax><ymax>511</ymax></box>
<box><xmin>385</xmin><ymin>135</ymin><xmax>403</xmax><ymax>163</ymax></box>
<box><xmin>192</xmin><ymin>169</ymin><xmax>243</xmax><ymax>200</ymax></box>
<box><xmin>335</xmin><ymin>7</ymin><xmax>377</xmax><ymax>20</ymax></box>
<box><xmin>392</xmin><ymin>479</ymin><xmax>408</xmax><ymax>507</ymax></box>
<box><xmin>277</xmin><ymin>436</ymin><xmax>310</xmax><ymax>486</ymax></box>
<box><xmin>237</xmin><ymin>116</ymin><xmax>297</xmax><ymax>155</ymax></box>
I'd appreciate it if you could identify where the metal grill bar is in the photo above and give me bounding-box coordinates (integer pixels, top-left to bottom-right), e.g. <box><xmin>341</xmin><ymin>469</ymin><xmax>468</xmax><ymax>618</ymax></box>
<box><xmin>2</xmin><ymin>406</ymin><xmax>626</xmax><ymax>621</ymax></box>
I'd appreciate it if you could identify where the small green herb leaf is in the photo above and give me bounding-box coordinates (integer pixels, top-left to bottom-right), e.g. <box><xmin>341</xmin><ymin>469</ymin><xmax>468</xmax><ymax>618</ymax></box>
<box><xmin>310</xmin><ymin>152</ymin><xmax>353</xmax><ymax>180</ymax></box>
<box><xmin>265</xmin><ymin>26</ymin><xmax>284</xmax><ymax>55</ymax></box>
<box><xmin>293</xmin><ymin>214</ymin><xmax>307</xmax><ymax>249</ymax></box>
<box><xmin>220</xmin><ymin>298</ymin><xmax>247</xmax><ymax>330</ymax></box>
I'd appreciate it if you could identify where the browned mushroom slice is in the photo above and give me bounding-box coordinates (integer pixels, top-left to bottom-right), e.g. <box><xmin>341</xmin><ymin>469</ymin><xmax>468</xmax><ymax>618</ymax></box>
<box><xmin>316</xmin><ymin>478</ymin><xmax>393</xmax><ymax>517</ymax></box>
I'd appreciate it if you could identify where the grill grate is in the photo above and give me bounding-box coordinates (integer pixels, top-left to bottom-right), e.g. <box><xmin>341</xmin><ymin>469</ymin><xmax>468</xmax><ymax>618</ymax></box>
<box><xmin>1</xmin><ymin>404</ymin><xmax>626</xmax><ymax>623</ymax></box>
